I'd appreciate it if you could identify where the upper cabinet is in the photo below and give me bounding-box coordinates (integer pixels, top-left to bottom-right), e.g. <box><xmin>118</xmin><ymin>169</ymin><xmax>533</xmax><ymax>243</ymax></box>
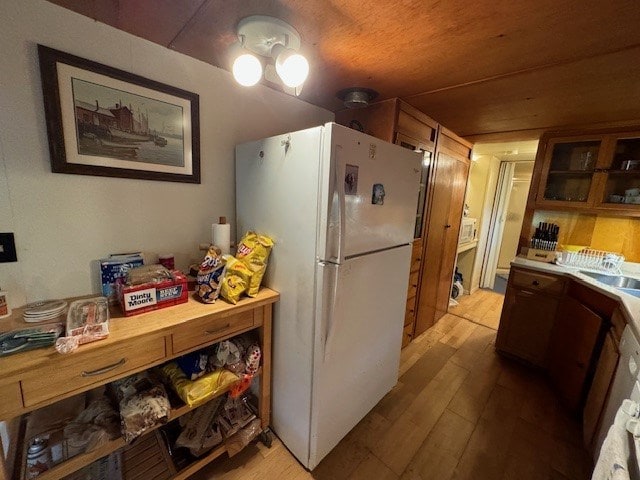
<box><xmin>533</xmin><ymin>127</ymin><xmax>640</xmax><ymax>215</ymax></box>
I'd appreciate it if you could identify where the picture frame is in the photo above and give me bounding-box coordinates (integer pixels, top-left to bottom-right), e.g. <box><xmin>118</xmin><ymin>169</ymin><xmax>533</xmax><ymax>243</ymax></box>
<box><xmin>38</xmin><ymin>45</ymin><xmax>200</xmax><ymax>183</ymax></box>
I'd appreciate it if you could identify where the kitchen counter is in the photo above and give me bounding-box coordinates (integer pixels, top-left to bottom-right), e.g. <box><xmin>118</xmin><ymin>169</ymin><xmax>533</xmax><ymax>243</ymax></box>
<box><xmin>512</xmin><ymin>257</ymin><xmax>640</xmax><ymax>333</ymax></box>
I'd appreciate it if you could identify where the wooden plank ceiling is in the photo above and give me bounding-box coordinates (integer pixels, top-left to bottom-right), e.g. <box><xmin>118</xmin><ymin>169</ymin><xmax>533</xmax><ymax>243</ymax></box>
<box><xmin>48</xmin><ymin>0</ymin><xmax>640</xmax><ymax>139</ymax></box>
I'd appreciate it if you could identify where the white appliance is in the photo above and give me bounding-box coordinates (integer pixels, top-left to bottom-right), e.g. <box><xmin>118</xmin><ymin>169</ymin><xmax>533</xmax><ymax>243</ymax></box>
<box><xmin>458</xmin><ymin>217</ymin><xmax>477</xmax><ymax>245</ymax></box>
<box><xmin>236</xmin><ymin>122</ymin><xmax>421</xmax><ymax>469</ymax></box>
<box><xmin>595</xmin><ymin>325</ymin><xmax>640</xmax><ymax>460</ymax></box>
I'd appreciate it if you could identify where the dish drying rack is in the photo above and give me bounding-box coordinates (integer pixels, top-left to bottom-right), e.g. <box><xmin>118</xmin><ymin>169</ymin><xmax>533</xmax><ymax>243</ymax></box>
<box><xmin>555</xmin><ymin>249</ymin><xmax>625</xmax><ymax>274</ymax></box>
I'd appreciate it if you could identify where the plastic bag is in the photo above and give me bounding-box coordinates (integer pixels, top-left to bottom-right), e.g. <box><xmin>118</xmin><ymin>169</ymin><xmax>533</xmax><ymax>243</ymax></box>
<box><xmin>220</xmin><ymin>256</ymin><xmax>252</xmax><ymax>304</ymax></box>
<box><xmin>224</xmin><ymin>418</ymin><xmax>262</xmax><ymax>457</ymax></box>
<box><xmin>176</xmin><ymin>351</ymin><xmax>208</xmax><ymax>380</ymax></box>
<box><xmin>161</xmin><ymin>362</ymin><xmax>239</xmax><ymax>407</ymax></box>
<box><xmin>110</xmin><ymin>372</ymin><xmax>170</xmax><ymax>443</ymax></box>
<box><xmin>59</xmin><ymin>297</ymin><xmax>109</xmax><ymax>351</ymax></box>
<box><xmin>196</xmin><ymin>246</ymin><xmax>226</xmax><ymax>303</ymax></box>
<box><xmin>235</xmin><ymin>232</ymin><xmax>274</xmax><ymax>297</ymax></box>
<box><xmin>175</xmin><ymin>396</ymin><xmax>224</xmax><ymax>453</ymax></box>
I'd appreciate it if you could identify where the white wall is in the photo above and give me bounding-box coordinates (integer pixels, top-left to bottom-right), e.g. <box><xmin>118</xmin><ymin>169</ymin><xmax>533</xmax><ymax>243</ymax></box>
<box><xmin>0</xmin><ymin>0</ymin><xmax>333</xmax><ymax>307</ymax></box>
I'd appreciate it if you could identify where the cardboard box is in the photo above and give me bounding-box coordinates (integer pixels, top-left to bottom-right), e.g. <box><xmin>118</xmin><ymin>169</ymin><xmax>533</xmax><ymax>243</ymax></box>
<box><xmin>117</xmin><ymin>271</ymin><xmax>188</xmax><ymax>316</ymax></box>
<box><xmin>100</xmin><ymin>254</ymin><xmax>144</xmax><ymax>302</ymax></box>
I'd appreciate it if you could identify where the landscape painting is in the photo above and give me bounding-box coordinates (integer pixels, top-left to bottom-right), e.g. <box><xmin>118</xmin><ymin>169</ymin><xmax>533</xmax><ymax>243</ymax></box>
<box><xmin>72</xmin><ymin>78</ymin><xmax>184</xmax><ymax>167</ymax></box>
<box><xmin>38</xmin><ymin>45</ymin><xmax>200</xmax><ymax>183</ymax></box>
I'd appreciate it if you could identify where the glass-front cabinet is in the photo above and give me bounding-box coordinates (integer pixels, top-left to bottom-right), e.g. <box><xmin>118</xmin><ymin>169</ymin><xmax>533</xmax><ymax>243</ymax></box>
<box><xmin>535</xmin><ymin>130</ymin><xmax>640</xmax><ymax>213</ymax></box>
<box><xmin>600</xmin><ymin>136</ymin><xmax>640</xmax><ymax>210</ymax></box>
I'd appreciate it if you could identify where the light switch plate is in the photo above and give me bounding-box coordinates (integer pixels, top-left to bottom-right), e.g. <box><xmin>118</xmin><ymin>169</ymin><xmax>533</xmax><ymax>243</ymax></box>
<box><xmin>0</xmin><ymin>233</ymin><xmax>17</xmax><ymax>263</ymax></box>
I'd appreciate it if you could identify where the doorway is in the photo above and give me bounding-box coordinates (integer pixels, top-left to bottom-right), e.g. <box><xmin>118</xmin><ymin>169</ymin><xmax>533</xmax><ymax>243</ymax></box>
<box><xmin>448</xmin><ymin>141</ymin><xmax>538</xmax><ymax>329</ymax></box>
<box><xmin>480</xmin><ymin>161</ymin><xmax>534</xmax><ymax>293</ymax></box>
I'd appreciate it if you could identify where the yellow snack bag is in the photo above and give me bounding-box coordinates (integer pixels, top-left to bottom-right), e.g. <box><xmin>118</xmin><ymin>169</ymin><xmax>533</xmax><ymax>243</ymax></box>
<box><xmin>220</xmin><ymin>256</ymin><xmax>252</xmax><ymax>304</ymax></box>
<box><xmin>161</xmin><ymin>362</ymin><xmax>239</xmax><ymax>407</ymax></box>
<box><xmin>236</xmin><ymin>232</ymin><xmax>274</xmax><ymax>297</ymax></box>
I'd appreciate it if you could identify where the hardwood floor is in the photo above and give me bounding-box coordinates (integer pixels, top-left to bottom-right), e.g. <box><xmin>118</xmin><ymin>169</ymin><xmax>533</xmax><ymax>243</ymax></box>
<box><xmin>448</xmin><ymin>288</ymin><xmax>504</xmax><ymax>330</ymax></box>
<box><xmin>191</xmin><ymin>297</ymin><xmax>591</xmax><ymax>480</ymax></box>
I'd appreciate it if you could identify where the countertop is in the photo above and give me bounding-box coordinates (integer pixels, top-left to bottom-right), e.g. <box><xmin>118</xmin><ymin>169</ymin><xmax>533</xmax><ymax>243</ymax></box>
<box><xmin>511</xmin><ymin>257</ymin><xmax>640</xmax><ymax>332</ymax></box>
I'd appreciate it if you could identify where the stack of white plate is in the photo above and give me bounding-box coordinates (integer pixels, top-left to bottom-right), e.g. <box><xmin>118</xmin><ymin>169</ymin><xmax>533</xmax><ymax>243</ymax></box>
<box><xmin>23</xmin><ymin>300</ymin><xmax>67</xmax><ymax>323</ymax></box>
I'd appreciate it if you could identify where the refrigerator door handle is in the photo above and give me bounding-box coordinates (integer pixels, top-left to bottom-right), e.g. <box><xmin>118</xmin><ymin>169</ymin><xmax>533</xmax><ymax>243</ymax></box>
<box><xmin>323</xmin><ymin>262</ymin><xmax>340</xmax><ymax>361</ymax></box>
<box><xmin>334</xmin><ymin>144</ymin><xmax>346</xmax><ymax>264</ymax></box>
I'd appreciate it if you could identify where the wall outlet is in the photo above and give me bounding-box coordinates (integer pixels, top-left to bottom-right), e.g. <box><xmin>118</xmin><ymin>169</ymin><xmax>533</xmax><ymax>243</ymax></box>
<box><xmin>0</xmin><ymin>233</ymin><xmax>17</xmax><ymax>263</ymax></box>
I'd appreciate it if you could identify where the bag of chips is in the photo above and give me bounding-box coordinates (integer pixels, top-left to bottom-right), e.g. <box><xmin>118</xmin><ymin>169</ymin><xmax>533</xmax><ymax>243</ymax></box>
<box><xmin>160</xmin><ymin>362</ymin><xmax>239</xmax><ymax>407</ymax></box>
<box><xmin>235</xmin><ymin>232</ymin><xmax>274</xmax><ymax>297</ymax></box>
<box><xmin>220</xmin><ymin>256</ymin><xmax>252</xmax><ymax>304</ymax></box>
<box><xmin>196</xmin><ymin>246</ymin><xmax>226</xmax><ymax>303</ymax></box>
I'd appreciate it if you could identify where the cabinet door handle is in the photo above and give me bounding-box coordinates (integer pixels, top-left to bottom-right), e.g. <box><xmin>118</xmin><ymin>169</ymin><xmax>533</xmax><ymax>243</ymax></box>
<box><xmin>81</xmin><ymin>358</ymin><xmax>126</xmax><ymax>377</ymax></box>
<box><xmin>205</xmin><ymin>323</ymin><xmax>231</xmax><ymax>335</ymax></box>
<box><xmin>445</xmin><ymin>224</ymin><xmax>452</xmax><ymax>229</ymax></box>
<box><xmin>519</xmin><ymin>290</ymin><xmax>535</xmax><ymax>296</ymax></box>
<box><xmin>532</xmin><ymin>280</ymin><xmax>540</xmax><ymax>286</ymax></box>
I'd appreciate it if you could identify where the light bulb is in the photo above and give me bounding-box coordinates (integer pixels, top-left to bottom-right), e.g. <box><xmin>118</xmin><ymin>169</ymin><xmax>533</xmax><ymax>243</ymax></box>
<box><xmin>275</xmin><ymin>50</ymin><xmax>309</xmax><ymax>88</ymax></box>
<box><xmin>232</xmin><ymin>53</ymin><xmax>262</xmax><ymax>87</ymax></box>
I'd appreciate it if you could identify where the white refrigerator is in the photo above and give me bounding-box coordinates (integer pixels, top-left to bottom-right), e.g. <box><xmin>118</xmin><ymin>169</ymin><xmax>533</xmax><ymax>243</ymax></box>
<box><xmin>236</xmin><ymin>122</ymin><xmax>422</xmax><ymax>469</ymax></box>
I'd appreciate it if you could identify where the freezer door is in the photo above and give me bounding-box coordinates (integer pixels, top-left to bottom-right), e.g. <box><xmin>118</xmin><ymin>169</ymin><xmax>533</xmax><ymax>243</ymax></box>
<box><xmin>318</xmin><ymin>123</ymin><xmax>422</xmax><ymax>263</ymax></box>
<box><xmin>309</xmin><ymin>244</ymin><xmax>411</xmax><ymax>469</ymax></box>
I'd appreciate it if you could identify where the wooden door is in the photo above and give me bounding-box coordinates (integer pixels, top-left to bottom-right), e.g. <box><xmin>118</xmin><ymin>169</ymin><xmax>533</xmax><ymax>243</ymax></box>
<box><xmin>495</xmin><ymin>287</ymin><xmax>558</xmax><ymax>366</ymax></box>
<box><xmin>436</xmin><ymin>153</ymin><xmax>470</xmax><ymax>318</ymax></box>
<box><xmin>414</xmin><ymin>150</ymin><xmax>454</xmax><ymax>335</ymax></box>
<box><xmin>548</xmin><ymin>296</ymin><xmax>603</xmax><ymax>412</ymax></box>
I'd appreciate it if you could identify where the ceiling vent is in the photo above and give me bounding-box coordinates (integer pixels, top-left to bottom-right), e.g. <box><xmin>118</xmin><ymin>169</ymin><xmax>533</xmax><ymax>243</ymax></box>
<box><xmin>337</xmin><ymin>87</ymin><xmax>378</xmax><ymax>109</ymax></box>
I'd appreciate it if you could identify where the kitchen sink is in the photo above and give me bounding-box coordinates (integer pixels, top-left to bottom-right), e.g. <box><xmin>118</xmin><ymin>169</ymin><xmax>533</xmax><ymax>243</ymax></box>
<box><xmin>580</xmin><ymin>271</ymin><xmax>640</xmax><ymax>293</ymax></box>
<box><xmin>617</xmin><ymin>288</ymin><xmax>640</xmax><ymax>298</ymax></box>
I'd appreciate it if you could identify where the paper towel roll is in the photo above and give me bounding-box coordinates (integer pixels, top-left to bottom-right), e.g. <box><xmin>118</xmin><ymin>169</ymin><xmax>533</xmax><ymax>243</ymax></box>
<box><xmin>212</xmin><ymin>222</ymin><xmax>231</xmax><ymax>255</ymax></box>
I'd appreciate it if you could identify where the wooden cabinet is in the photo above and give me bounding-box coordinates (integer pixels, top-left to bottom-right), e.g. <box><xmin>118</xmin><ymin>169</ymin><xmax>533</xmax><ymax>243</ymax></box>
<box><xmin>0</xmin><ymin>290</ymin><xmax>278</xmax><ymax>480</ymax></box>
<box><xmin>547</xmin><ymin>296</ymin><xmax>604</xmax><ymax>411</ymax></box>
<box><xmin>337</xmin><ymin>99</ymin><xmax>471</xmax><ymax>345</ymax></box>
<box><xmin>402</xmin><ymin>243</ymin><xmax>421</xmax><ymax>347</ymax></box>
<box><xmin>496</xmin><ymin>269</ymin><xmax>565</xmax><ymax>366</ymax></box>
<box><xmin>171</xmin><ymin>308</ymin><xmax>255</xmax><ymax>354</ymax></box>
<box><xmin>415</xmin><ymin>133</ymin><xmax>471</xmax><ymax>335</ymax></box>
<box><xmin>21</xmin><ymin>333</ymin><xmax>167</xmax><ymax>408</ymax></box>
<box><xmin>531</xmin><ymin>126</ymin><xmax>640</xmax><ymax>216</ymax></box>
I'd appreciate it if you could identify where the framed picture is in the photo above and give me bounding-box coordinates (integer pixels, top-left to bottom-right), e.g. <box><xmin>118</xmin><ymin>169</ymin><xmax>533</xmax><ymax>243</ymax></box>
<box><xmin>38</xmin><ymin>45</ymin><xmax>200</xmax><ymax>183</ymax></box>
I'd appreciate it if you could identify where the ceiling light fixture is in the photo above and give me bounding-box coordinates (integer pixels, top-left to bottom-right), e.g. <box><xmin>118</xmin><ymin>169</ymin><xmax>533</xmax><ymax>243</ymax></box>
<box><xmin>337</xmin><ymin>87</ymin><xmax>379</xmax><ymax>109</ymax></box>
<box><xmin>232</xmin><ymin>15</ymin><xmax>309</xmax><ymax>93</ymax></box>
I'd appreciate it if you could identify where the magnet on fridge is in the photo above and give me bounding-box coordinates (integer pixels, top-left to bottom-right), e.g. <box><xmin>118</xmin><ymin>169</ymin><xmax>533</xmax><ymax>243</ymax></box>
<box><xmin>345</xmin><ymin>164</ymin><xmax>358</xmax><ymax>195</ymax></box>
<box><xmin>372</xmin><ymin>183</ymin><xmax>385</xmax><ymax>205</ymax></box>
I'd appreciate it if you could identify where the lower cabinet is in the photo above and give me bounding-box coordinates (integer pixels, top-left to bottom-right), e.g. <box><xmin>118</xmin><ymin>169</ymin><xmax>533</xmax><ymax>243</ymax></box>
<box><xmin>496</xmin><ymin>267</ymin><xmax>566</xmax><ymax>367</ymax></box>
<box><xmin>497</xmin><ymin>265</ymin><xmax>634</xmax><ymax>455</ymax></box>
<box><xmin>547</xmin><ymin>296</ymin><xmax>604</xmax><ymax>411</ymax></box>
<box><xmin>496</xmin><ymin>287</ymin><xmax>559</xmax><ymax>366</ymax></box>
